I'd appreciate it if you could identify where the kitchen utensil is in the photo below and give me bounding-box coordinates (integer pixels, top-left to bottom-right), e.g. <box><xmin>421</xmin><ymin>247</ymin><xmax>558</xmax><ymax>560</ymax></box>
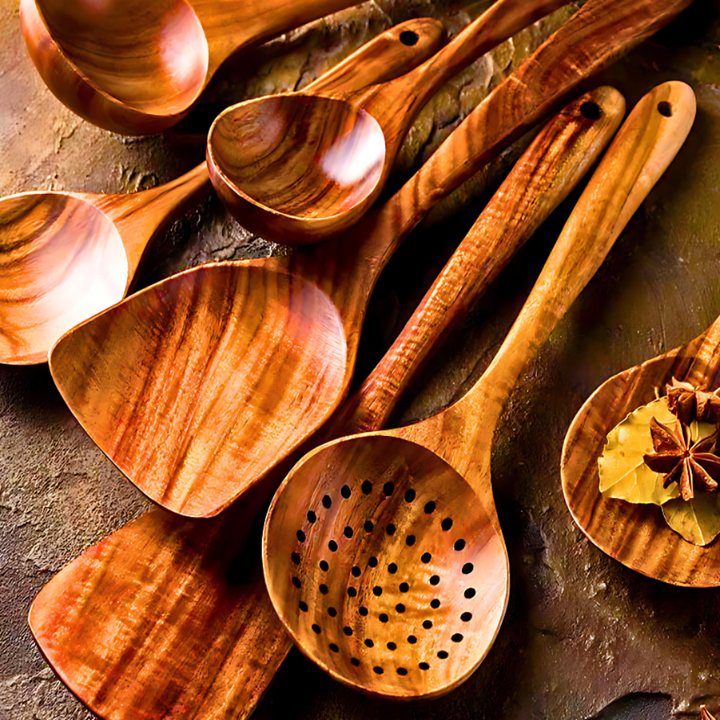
<box><xmin>19</xmin><ymin>0</ymin><xmax>378</xmax><ymax>134</ymax></box>
<box><xmin>206</xmin><ymin>0</ymin><xmax>569</xmax><ymax>244</ymax></box>
<box><xmin>49</xmin><ymin>0</ymin><xmax>693</xmax><ymax>519</ymax></box>
<box><xmin>560</xmin><ymin>271</ymin><xmax>720</xmax><ymax>582</ymax></box>
<box><xmin>262</xmin><ymin>80</ymin><xmax>696</xmax><ymax>698</ymax></box>
<box><xmin>29</xmin><ymin>85</ymin><xmax>625</xmax><ymax>720</ymax></box>
<box><xmin>0</xmin><ymin>17</ymin><xmax>444</xmax><ymax>365</ymax></box>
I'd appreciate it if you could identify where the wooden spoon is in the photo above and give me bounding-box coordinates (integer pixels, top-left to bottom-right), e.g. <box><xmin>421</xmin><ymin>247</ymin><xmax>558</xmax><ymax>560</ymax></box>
<box><xmin>262</xmin><ymin>81</ymin><xmax>697</xmax><ymax>699</ymax></box>
<box><xmin>28</xmin><ymin>86</ymin><xmax>625</xmax><ymax>720</ymax></box>
<box><xmin>49</xmin><ymin>0</ymin><xmax>692</xmax><ymax>519</ymax></box>
<box><xmin>0</xmin><ymin>18</ymin><xmax>445</xmax><ymax>366</ymax></box>
<box><xmin>18</xmin><ymin>0</ymin><xmax>388</xmax><ymax>134</ymax></box>
<box><xmin>558</xmin><ymin>176</ymin><xmax>720</xmax><ymax>587</ymax></box>
<box><xmin>206</xmin><ymin>0</ymin><xmax>570</xmax><ymax>244</ymax></box>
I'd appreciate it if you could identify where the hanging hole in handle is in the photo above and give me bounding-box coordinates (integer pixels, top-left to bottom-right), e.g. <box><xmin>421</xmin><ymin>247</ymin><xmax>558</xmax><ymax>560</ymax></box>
<box><xmin>657</xmin><ymin>101</ymin><xmax>672</xmax><ymax>117</ymax></box>
<box><xmin>580</xmin><ymin>102</ymin><xmax>602</xmax><ymax>120</ymax></box>
<box><xmin>400</xmin><ymin>30</ymin><xmax>419</xmax><ymax>46</ymax></box>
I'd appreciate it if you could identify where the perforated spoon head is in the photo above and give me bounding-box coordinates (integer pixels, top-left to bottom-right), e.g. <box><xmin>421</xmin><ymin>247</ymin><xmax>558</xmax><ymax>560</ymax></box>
<box><xmin>0</xmin><ymin>192</ymin><xmax>128</xmax><ymax>364</ymax></box>
<box><xmin>20</xmin><ymin>0</ymin><xmax>209</xmax><ymax>133</ymax></box>
<box><xmin>263</xmin><ymin>433</ymin><xmax>507</xmax><ymax>698</ymax></box>
<box><xmin>208</xmin><ymin>96</ymin><xmax>386</xmax><ymax>243</ymax></box>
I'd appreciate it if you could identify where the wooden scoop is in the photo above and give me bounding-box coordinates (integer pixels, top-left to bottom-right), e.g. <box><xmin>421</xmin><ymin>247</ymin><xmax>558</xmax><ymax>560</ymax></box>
<box><xmin>18</xmin><ymin>0</ymin><xmax>392</xmax><ymax>134</ymax></box>
<box><xmin>559</xmin><ymin>108</ymin><xmax>720</xmax><ymax>590</ymax></box>
<box><xmin>49</xmin><ymin>0</ymin><xmax>692</xmax><ymax>519</ymax></box>
<box><xmin>29</xmin><ymin>86</ymin><xmax>625</xmax><ymax>720</ymax></box>
<box><xmin>206</xmin><ymin>0</ymin><xmax>570</xmax><ymax>244</ymax></box>
<box><xmin>262</xmin><ymin>81</ymin><xmax>697</xmax><ymax>699</ymax></box>
<box><xmin>0</xmin><ymin>18</ymin><xmax>444</xmax><ymax>366</ymax></box>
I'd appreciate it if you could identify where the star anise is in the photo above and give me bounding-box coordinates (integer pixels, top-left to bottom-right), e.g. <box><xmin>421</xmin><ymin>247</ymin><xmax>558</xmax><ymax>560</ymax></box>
<box><xmin>701</xmin><ymin>706</ymin><xmax>717</xmax><ymax>720</ymax></box>
<box><xmin>643</xmin><ymin>417</ymin><xmax>720</xmax><ymax>501</ymax></box>
<box><xmin>666</xmin><ymin>377</ymin><xmax>720</xmax><ymax>425</ymax></box>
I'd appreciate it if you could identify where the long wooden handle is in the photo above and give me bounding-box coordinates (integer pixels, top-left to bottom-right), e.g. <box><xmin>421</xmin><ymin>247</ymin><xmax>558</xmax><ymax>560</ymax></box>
<box><xmin>307</xmin><ymin>17</ymin><xmax>445</xmax><ymax>100</ymax></box>
<box><xmin>462</xmin><ymin>81</ymin><xmax>697</xmax><ymax>424</ymax></box>
<box><xmin>365</xmin><ymin>0</ymin><xmax>569</xmax><ymax>130</ymax></box>
<box><xmin>322</xmin><ymin>0</ymin><xmax>694</xmax><ymax>333</ymax></box>
<box><xmin>326</xmin><ymin>86</ymin><xmax>626</xmax><ymax>437</ymax></box>
<box><xmin>92</xmin><ymin>18</ymin><xmax>446</xmax><ymax>285</ymax></box>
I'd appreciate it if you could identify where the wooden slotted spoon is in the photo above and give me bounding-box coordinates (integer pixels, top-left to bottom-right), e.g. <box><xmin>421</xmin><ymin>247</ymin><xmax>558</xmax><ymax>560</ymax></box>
<box><xmin>49</xmin><ymin>0</ymin><xmax>692</xmax><ymax>519</ymax></box>
<box><xmin>262</xmin><ymin>81</ymin><xmax>697</xmax><ymax>699</ymax></box>
<box><xmin>205</xmin><ymin>0</ymin><xmax>570</xmax><ymax>244</ymax></box>
<box><xmin>0</xmin><ymin>18</ymin><xmax>444</xmax><ymax>365</ymax></box>
<box><xmin>29</xmin><ymin>85</ymin><xmax>625</xmax><ymax>720</ymax></box>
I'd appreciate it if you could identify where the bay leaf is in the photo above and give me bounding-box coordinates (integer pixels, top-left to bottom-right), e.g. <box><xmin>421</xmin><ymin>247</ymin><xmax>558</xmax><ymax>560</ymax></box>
<box><xmin>598</xmin><ymin>397</ymin><xmax>680</xmax><ymax>504</ymax></box>
<box><xmin>662</xmin><ymin>492</ymin><xmax>720</xmax><ymax>546</ymax></box>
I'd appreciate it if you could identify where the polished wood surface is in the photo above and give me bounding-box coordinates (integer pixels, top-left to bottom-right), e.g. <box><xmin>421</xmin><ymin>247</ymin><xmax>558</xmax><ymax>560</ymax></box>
<box><xmin>29</xmin><ymin>86</ymin><xmax>625</xmax><ymax>720</ymax></box>
<box><xmin>207</xmin><ymin>0</ymin><xmax>570</xmax><ymax>244</ymax></box>
<box><xmin>326</xmin><ymin>87</ymin><xmax>625</xmax><ymax>437</ymax></box>
<box><xmin>262</xmin><ymin>81</ymin><xmax>696</xmax><ymax>699</ymax></box>
<box><xmin>50</xmin><ymin>0</ymin><xmax>692</xmax><ymax>519</ymax></box>
<box><xmin>559</xmin><ymin>93</ymin><xmax>720</xmax><ymax>590</ymax></box>
<box><xmin>0</xmin><ymin>20</ymin><xmax>442</xmax><ymax>367</ymax></box>
<box><xmin>19</xmin><ymin>0</ymin><xmax>372</xmax><ymax>134</ymax></box>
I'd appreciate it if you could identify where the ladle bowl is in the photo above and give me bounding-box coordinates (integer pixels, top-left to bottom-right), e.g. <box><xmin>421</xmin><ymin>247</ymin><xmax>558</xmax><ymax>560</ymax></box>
<box><xmin>263</xmin><ymin>80</ymin><xmax>697</xmax><ymax>697</ymax></box>
<box><xmin>19</xmin><ymin>0</ymin><xmax>382</xmax><ymax>134</ymax></box>
<box><xmin>0</xmin><ymin>18</ymin><xmax>444</xmax><ymax>364</ymax></box>
<box><xmin>206</xmin><ymin>0</ymin><xmax>573</xmax><ymax>244</ymax></box>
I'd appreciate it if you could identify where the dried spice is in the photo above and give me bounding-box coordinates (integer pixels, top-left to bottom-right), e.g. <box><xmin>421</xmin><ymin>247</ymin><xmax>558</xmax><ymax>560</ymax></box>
<box><xmin>701</xmin><ymin>706</ymin><xmax>718</xmax><ymax>720</ymax></box>
<box><xmin>598</xmin><ymin>396</ymin><xmax>720</xmax><ymax>546</ymax></box>
<box><xmin>666</xmin><ymin>377</ymin><xmax>720</xmax><ymax>424</ymax></box>
<box><xmin>599</xmin><ymin>397</ymin><xmax>681</xmax><ymax>505</ymax></box>
<box><xmin>643</xmin><ymin>417</ymin><xmax>720</xmax><ymax>501</ymax></box>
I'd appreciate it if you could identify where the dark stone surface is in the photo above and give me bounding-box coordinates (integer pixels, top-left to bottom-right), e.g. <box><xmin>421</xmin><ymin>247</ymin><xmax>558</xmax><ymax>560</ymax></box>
<box><xmin>1</xmin><ymin>0</ymin><xmax>719</xmax><ymax>719</ymax></box>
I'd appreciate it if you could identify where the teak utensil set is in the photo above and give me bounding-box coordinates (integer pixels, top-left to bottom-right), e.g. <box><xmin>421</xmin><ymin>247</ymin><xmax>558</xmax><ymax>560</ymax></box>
<box><xmin>29</xmin><ymin>84</ymin><xmax>626</xmax><ymax>720</ymax></box>
<box><xmin>2</xmin><ymin>0</ymin><xmax>710</xmax><ymax>716</ymax></box>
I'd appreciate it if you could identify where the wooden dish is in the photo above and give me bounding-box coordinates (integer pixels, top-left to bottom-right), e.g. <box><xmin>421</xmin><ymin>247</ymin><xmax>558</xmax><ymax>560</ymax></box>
<box><xmin>262</xmin><ymin>81</ymin><xmax>697</xmax><ymax>699</ymax></box>
<box><xmin>0</xmin><ymin>18</ymin><xmax>443</xmax><ymax>365</ymax></box>
<box><xmin>205</xmin><ymin>0</ymin><xmax>569</xmax><ymax>244</ymax></box>
<box><xmin>48</xmin><ymin>0</ymin><xmax>688</xmax><ymax>519</ymax></box>
<box><xmin>28</xmin><ymin>85</ymin><xmax>625</xmax><ymax>720</ymax></box>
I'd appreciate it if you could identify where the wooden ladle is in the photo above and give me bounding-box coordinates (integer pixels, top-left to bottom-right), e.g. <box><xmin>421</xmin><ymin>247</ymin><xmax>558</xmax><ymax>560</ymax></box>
<box><xmin>18</xmin><ymin>0</ymin><xmax>390</xmax><ymax>134</ymax></box>
<box><xmin>0</xmin><ymin>18</ymin><xmax>444</xmax><ymax>366</ymax></box>
<box><xmin>49</xmin><ymin>0</ymin><xmax>692</xmax><ymax>519</ymax></box>
<box><xmin>262</xmin><ymin>81</ymin><xmax>697</xmax><ymax>699</ymax></box>
<box><xmin>206</xmin><ymin>0</ymin><xmax>570</xmax><ymax>244</ymax></box>
<box><xmin>28</xmin><ymin>86</ymin><xmax>625</xmax><ymax>720</ymax></box>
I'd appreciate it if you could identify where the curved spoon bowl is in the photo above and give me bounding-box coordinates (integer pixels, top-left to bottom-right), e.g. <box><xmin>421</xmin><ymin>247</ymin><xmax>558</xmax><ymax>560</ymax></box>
<box><xmin>264</xmin><ymin>433</ymin><xmax>507</xmax><ymax>698</ymax></box>
<box><xmin>0</xmin><ymin>192</ymin><xmax>128</xmax><ymax>364</ymax></box>
<box><xmin>561</xmin><ymin>338</ymin><xmax>720</xmax><ymax>587</ymax></box>
<box><xmin>208</xmin><ymin>96</ymin><xmax>386</xmax><ymax>237</ymax></box>
<box><xmin>20</xmin><ymin>0</ymin><xmax>366</xmax><ymax>133</ymax></box>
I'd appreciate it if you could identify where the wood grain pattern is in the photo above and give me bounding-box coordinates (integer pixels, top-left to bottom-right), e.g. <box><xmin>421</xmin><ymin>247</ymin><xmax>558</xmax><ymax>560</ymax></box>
<box><xmin>206</xmin><ymin>0</ymin><xmax>571</xmax><ymax>244</ymax></box>
<box><xmin>50</xmin><ymin>0</ymin><xmax>693</xmax><ymax>518</ymax></box>
<box><xmin>19</xmin><ymin>0</ymin><xmax>371</xmax><ymax>134</ymax></box>
<box><xmin>263</xmin><ymin>81</ymin><xmax>696</xmax><ymax>699</ymax></box>
<box><xmin>557</xmin><ymin>88</ymin><xmax>720</xmax><ymax>589</ymax></box>
<box><xmin>326</xmin><ymin>86</ymin><xmax>625</xmax><ymax>437</ymax></box>
<box><xmin>29</xmin><ymin>86</ymin><xmax>623</xmax><ymax>720</ymax></box>
<box><xmin>28</xmin><ymin>34</ymin><xmax>459</xmax><ymax>720</ymax></box>
<box><xmin>0</xmin><ymin>21</ymin><xmax>443</xmax><ymax>366</ymax></box>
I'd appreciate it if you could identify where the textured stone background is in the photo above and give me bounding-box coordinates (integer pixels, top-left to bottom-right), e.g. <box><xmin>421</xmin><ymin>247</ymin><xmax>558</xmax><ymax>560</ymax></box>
<box><xmin>0</xmin><ymin>0</ymin><xmax>719</xmax><ymax>719</ymax></box>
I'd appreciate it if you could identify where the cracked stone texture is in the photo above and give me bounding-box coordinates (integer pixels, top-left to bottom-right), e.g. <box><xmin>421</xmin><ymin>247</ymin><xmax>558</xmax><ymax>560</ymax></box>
<box><xmin>0</xmin><ymin>0</ymin><xmax>719</xmax><ymax>719</ymax></box>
